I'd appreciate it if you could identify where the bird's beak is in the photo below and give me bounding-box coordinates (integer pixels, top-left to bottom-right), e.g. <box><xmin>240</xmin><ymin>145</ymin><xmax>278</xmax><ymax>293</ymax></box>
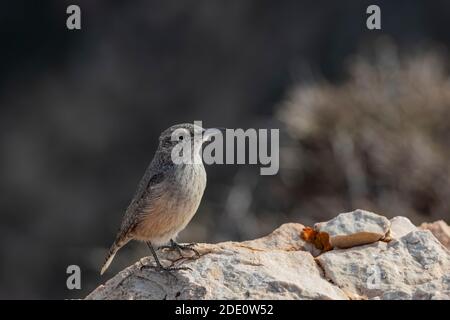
<box><xmin>203</xmin><ymin>127</ymin><xmax>226</xmax><ymax>142</ymax></box>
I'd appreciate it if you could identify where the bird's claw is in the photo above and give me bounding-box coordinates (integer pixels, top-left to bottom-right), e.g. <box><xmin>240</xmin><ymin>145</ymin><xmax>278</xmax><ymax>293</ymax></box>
<box><xmin>140</xmin><ymin>263</ymin><xmax>191</xmax><ymax>272</ymax></box>
<box><xmin>160</xmin><ymin>241</ymin><xmax>200</xmax><ymax>258</ymax></box>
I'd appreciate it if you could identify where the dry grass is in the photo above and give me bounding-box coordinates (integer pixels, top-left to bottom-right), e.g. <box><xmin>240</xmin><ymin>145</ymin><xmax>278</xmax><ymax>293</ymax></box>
<box><xmin>278</xmin><ymin>45</ymin><xmax>450</xmax><ymax>223</ymax></box>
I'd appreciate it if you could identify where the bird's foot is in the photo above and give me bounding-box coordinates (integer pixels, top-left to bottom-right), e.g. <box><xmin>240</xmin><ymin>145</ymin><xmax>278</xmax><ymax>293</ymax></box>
<box><xmin>139</xmin><ymin>261</ymin><xmax>191</xmax><ymax>275</ymax></box>
<box><xmin>160</xmin><ymin>240</ymin><xmax>200</xmax><ymax>258</ymax></box>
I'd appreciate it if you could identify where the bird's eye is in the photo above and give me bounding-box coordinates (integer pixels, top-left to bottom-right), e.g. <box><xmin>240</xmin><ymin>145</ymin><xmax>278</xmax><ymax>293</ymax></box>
<box><xmin>178</xmin><ymin>136</ymin><xmax>184</xmax><ymax>141</ymax></box>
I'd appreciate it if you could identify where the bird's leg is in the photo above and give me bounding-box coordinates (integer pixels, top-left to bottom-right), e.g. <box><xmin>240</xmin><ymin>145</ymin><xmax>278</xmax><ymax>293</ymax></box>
<box><xmin>172</xmin><ymin>240</ymin><xmax>200</xmax><ymax>257</ymax></box>
<box><xmin>146</xmin><ymin>241</ymin><xmax>165</xmax><ymax>269</ymax></box>
<box><xmin>160</xmin><ymin>239</ymin><xmax>200</xmax><ymax>258</ymax></box>
<box><xmin>141</xmin><ymin>241</ymin><xmax>191</xmax><ymax>272</ymax></box>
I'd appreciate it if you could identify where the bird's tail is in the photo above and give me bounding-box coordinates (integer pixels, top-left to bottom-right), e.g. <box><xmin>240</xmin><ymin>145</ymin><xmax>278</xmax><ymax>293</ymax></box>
<box><xmin>100</xmin><ymin>237</ymin><xmax>130</xmax><ymax>275</ymax></box>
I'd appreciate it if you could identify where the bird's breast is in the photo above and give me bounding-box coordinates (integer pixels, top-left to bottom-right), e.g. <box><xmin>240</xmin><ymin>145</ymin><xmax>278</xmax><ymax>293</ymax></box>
<box><xmin>133</xmin><ymin>164</ymin><xmax>206</xmax><ymax>243</ymax></box>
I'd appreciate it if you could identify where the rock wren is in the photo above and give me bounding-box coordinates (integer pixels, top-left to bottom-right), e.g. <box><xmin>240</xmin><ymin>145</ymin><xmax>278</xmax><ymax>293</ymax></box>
<box><xmin>100</xmin><ymin>123</ymin><xmax>221</xmax><ymax>275</ymax></box>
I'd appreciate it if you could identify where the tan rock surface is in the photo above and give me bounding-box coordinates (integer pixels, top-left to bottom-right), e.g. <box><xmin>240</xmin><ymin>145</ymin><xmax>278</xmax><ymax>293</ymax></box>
<box><xmin>389</xmin><ymin>216</ymin><xmax>417</xmax><ymax>239</ymax></box>
<box><xmin>86</xmin><ymin>223</ymin><xmax>347</xmax><ymax>300</ymax></box>
<box><xmin>420</xmin><ymin>220</ymin><xmax>450</xmax><ymax>250</ymax></box>
<box><xmin>86</xmin><ymin>210</ymin><xmax>450</xmax><ymax>300</ymax></box>
<box><xmin>314</xmin><ymin>209</ymin><xmax>390</xmax><ymax>248</ymax></box>
<box><xmin>316</xmin><ymin>230</ymin><xmax>450</xmax><ymax>299</ymax></box>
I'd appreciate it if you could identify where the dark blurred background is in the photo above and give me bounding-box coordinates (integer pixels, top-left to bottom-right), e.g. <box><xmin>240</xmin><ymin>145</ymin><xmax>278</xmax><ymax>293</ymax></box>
<box><xmin>1</xmin><ymin>0</ymin><xmax>449</xmax><ymax>299</ymax></box>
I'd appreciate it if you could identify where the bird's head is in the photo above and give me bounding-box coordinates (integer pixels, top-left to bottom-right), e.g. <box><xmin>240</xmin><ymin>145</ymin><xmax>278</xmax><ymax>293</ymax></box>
<box><xmin>158</xmin><ymin>123</ymin><xmax>223</xmax><ymax>163</ymax></box>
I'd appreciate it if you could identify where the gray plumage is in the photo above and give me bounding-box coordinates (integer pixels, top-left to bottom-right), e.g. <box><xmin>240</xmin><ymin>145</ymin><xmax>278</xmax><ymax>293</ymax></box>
<box><xmin>101</xmin><ymin>123</ymin><xmax>211</xmax><ymax>275</ymax></box>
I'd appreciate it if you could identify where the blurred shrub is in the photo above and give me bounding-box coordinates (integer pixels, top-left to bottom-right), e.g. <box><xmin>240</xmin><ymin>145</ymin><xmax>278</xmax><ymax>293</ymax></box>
<box><xmin>278</xmin><ymin>44</ymin><xmax>450</xmax><ymax>224</ymax></box>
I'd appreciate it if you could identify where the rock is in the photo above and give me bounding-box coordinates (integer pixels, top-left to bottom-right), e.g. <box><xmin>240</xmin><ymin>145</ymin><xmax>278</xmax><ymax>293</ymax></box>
<box><xmin>86</xmin><ymin>212</ymin><xmax>450</xmax><ymax>300</ymax></box>
<box><xmin>316</xmin><ymin>230</ymin><xmax>450</xmax><ymax>300</ymax></box>
<box><xmin>86</xmin><ymin>223</ymin><xmax>348</xmax><ymax>300</ymax></box>
<box><xmin>390</xmin><ymin>216</ymin><xmax>417</xmax><ymax>239</ymax></box>
<box><xmin>314</xmin><ymin>209</ymin><xmax>390</xmax><ymax>249</ymax></box>
<box><xmin>420</xmin><ymin>220</ymin><xmax>450</xmax><ymax>250</ymax></box>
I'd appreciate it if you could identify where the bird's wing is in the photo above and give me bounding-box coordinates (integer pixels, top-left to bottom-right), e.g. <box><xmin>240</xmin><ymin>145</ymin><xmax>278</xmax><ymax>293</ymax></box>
<box><xmin>115</xmin><ymin>161</ymin><xmax>168</xmax><ymax>240</ymax></box>
<box><xmin>101</xmin><ymin>161</ymin><xmax>169</xmax><ymax>275</ymax></box>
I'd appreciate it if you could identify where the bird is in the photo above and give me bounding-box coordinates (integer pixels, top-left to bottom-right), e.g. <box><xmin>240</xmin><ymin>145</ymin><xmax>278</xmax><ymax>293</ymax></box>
<box><xmin>100</xmin><ymin>123</ymin><xmax>221</xmax><ymax>275</ymax></box>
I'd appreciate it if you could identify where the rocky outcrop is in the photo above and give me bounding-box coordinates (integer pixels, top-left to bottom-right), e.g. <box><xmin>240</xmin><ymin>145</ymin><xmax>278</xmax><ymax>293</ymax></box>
<box><xmin>420</xmin><ymin>220</ymin><xmax>450</xmax><ymax>250</ymax></box>
<box><xmin>316</xmin><ymin>230</ymin><xmax>449</xmax><ymax>299</ymax></box>
<box><xmin>86</xmin><ymin>210</ymin><xmax>450</xmax><ymax>300</ymax></box>
<box><xmin>314</xmin><ymin>209</ymin><xmax>390</xmax><ymax>249</ymax></box>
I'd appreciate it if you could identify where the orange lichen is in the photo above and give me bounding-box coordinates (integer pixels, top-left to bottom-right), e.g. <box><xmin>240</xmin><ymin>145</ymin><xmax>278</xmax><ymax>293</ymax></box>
<box><xmin>301</xmin><ymin>227</ymin><xmax>332</xmax><ymax>252</ymax></box>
